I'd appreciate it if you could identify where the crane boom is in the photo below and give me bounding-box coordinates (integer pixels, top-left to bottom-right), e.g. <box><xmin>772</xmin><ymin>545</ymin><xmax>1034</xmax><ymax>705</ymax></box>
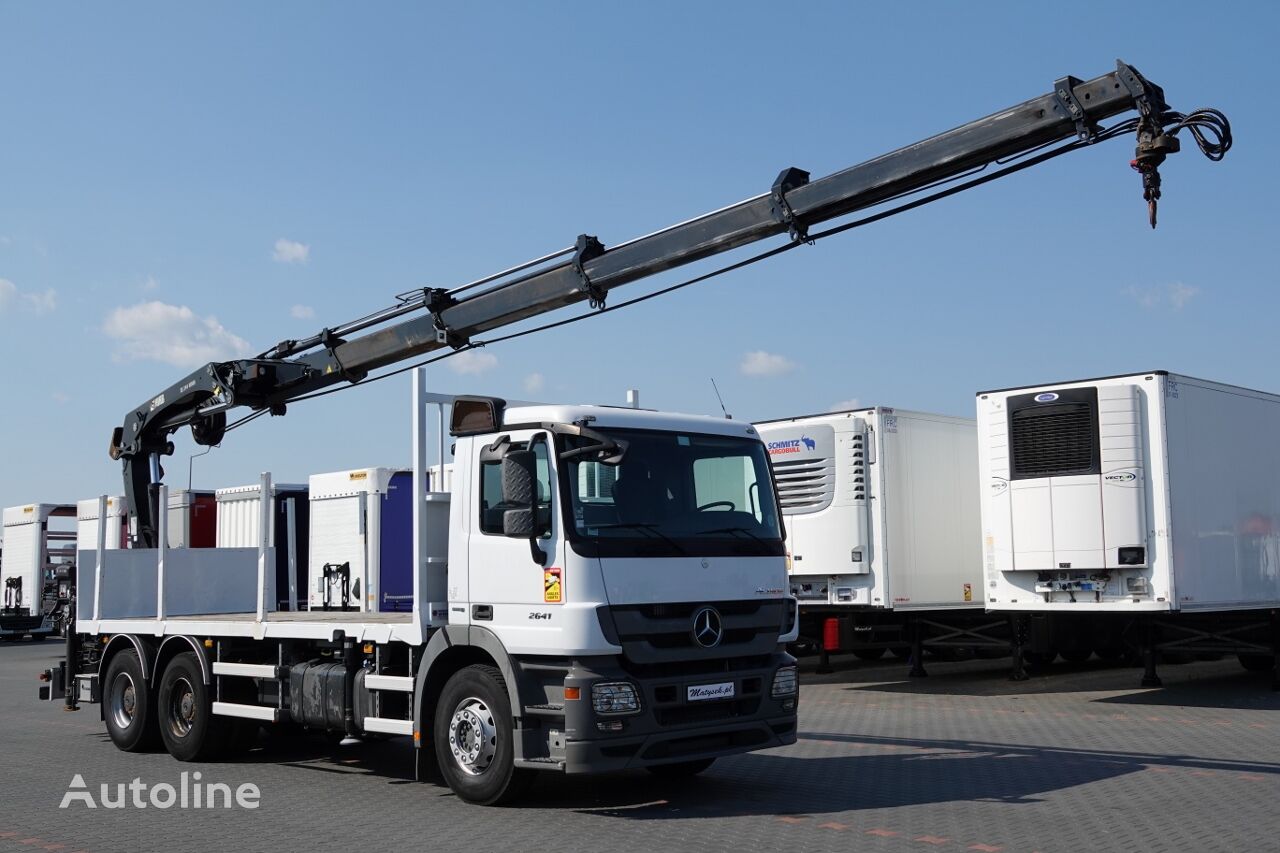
<box><xmin>110</xmin><ymin>60</ymin><xmax>1232</xmax><ymax>546</ymax></box>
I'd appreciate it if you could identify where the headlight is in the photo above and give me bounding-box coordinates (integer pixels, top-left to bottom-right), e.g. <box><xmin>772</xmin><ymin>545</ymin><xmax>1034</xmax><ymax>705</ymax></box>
<box><xmin>771</xmin><ymin>666</ymin><xmax>798</xmax><ymax>697</ymax></box>
<box><xmin>592</xmin><ymin>682</ymin><xmax>641</xmax><ymax>714</ymax></box>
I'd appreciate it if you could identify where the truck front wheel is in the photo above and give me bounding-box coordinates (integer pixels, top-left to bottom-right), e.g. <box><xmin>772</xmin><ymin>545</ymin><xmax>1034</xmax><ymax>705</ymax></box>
<box><xmin>433</xmin><ymin>664</ymin><xmax>531</xmax><ymax>805</ymax></box>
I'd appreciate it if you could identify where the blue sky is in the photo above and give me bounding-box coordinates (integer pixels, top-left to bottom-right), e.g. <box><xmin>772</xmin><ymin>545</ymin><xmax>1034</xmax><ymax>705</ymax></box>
<box><xmin>0</xmin><ymin>3</ymin><xmax>1273</xmax><ymax>513</ymax></box>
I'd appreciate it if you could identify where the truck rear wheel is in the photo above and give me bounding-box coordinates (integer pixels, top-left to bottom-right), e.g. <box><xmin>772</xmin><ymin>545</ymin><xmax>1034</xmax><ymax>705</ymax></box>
<box><xmin>103</xmin><ymin>649</ymin><xmax>159</xmax><ymax>752</ymax></box>
<box><xmin>853</xmin><ymin>647</ymin><xmax>886</xmax><ymax>661</ymax></box>
<box><xmin>157</xmin><ymin>652</ymin><xmax>227</xmax><ymax>762</ymax></box>
<box><xmin>1238</xmin><ymin>653</ymin><xmax>1275</xmax><ymax>672</ymax></box>
<box><xmin>433</xmin><ymin>664</ymin><xmax>531</xmax><ymax>805</ymax></box>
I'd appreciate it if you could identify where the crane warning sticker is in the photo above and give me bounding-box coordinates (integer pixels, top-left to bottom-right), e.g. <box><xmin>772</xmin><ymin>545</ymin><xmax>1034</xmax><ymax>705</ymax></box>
<box><xmin>543</xmin><ymin>567</ymin><xmax>563</xmax><ymax>604</ymax></box>
<box><xmin>963</xmin><ymin>583</ymin><xmax>973</xmax><ymax>602</ymax></box>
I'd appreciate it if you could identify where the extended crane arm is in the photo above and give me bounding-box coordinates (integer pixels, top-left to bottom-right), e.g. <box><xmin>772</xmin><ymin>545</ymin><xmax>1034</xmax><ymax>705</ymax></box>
<box><xmin>111</xmin><ymin>60</ymin><xmax>1231</xmax><ymax>546</ymax></box>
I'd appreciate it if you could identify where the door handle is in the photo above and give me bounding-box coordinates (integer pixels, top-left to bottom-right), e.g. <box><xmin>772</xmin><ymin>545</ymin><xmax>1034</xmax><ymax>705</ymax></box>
<box><xmin>472</xmin><ymin>604</ymin><xmax>493</xmax><ymax>621</ymax></box>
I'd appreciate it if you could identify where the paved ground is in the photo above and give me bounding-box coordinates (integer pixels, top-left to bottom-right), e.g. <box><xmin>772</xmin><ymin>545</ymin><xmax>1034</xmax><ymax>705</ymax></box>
<box><xmin>2</xmin><ymin>641</ymin><xmax>1277</xmax><ymax>853</ymax></box>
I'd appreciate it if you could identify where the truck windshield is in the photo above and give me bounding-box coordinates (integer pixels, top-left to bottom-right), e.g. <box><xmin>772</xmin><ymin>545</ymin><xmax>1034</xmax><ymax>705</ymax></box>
<box><xmin>561</xmin><ymin>428</ymin><xmax>784</xmax><ymax>558</ymax></box>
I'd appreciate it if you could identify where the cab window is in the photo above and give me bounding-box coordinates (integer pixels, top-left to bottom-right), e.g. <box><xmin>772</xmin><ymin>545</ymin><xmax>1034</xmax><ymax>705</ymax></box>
<box><xmin>478</xmin><ymin>436</ymin><xmax>553</xmax><ymax>536</ymax></box>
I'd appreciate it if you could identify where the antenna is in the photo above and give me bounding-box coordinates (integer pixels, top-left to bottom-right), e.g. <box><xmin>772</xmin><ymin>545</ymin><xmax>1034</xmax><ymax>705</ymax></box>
<box><xmin>710</xmin><ymin>378</ymin><xmax>732</xmax><ymax>420</ymax></box>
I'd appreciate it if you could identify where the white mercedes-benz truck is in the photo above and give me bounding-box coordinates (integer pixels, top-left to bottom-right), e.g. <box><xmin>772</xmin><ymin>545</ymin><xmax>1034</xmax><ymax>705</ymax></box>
<box><xmin>756</xmin><ymin>408</ymin><xmax>998</xmax><ymax>674</ymax></box>
<box><xmin>977</xmin><ymin>371</ymin><xmax>1280</xmax><ymax>685</ymax></box>
<box><xmin>44</xmin><ymin>377</ymin><xmax>799</xmax><ymax>804</ymax></box>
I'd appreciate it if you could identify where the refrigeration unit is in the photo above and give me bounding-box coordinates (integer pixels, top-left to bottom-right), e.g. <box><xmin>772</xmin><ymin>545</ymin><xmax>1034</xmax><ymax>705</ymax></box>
<box><xmin>977</xmin><ymin>371</ymin><xmax>1280</xmax><ymax>683</ymax></box>
<box><xmin>756</xmin><ymin>407</ymin><xmax>994</xmax><ymax>670</ymax></box>
<box><xmin>216</xmin><ymin>483</ymin><xmax>310</xmax><ymax>611</ymax></box>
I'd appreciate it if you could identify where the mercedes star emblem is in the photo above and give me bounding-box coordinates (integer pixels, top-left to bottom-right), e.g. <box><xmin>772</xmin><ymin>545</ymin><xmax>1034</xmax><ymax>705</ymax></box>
<box><xmin>691</xmin><ymin>606</ymin><xmax>724</xmax><ymax>648</ymax></box>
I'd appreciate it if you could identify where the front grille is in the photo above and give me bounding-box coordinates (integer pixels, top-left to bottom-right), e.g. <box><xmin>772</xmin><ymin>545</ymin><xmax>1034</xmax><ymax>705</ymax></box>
<box><xmin>1008</xmin><ymin>388</ymin><xmax>1100</xmax><ymax>479</ymax></box>
<box><xmin>606</xmin><ymin>600</ymin><xmax>785</xmax><ymax>666</ymax></box>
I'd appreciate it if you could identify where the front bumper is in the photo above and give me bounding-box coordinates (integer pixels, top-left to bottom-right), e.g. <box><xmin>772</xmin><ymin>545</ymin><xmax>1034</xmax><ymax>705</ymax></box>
<box><xmin>559</xmin><ymin>650</ymin><xmax>798</xmax><ymax>773</ymax></box>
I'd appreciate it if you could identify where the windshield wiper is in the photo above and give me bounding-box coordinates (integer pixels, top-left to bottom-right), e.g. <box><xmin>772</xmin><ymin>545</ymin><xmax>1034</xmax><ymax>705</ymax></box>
<box><xmin>696</xmin><ymin>525</ymin><xmax>767</xmax><ymax>544</ymax></box>
<box><xmin>589</xmin><ymin>522</ymin><xmax>688</xmax><ymax>555</ymax></box>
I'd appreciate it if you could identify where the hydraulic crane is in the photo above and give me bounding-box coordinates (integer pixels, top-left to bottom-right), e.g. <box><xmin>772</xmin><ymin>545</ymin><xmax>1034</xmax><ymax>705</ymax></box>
<box><xmin>109</xmin><ymin>60</ymin><xmax>1231</xmax><ymax>547</ymax></box>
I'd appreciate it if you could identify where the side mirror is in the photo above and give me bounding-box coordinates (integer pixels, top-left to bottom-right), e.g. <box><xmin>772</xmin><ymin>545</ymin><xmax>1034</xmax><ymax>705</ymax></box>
<box><xmin>501</xmin><ymin>451</ymin><xmax>549</xmax><ymax>567</ymax></box>
<box><xmin>500</xmin><ymin>450</ymin><xmax>537</xmax><ymax>539</ymax></box>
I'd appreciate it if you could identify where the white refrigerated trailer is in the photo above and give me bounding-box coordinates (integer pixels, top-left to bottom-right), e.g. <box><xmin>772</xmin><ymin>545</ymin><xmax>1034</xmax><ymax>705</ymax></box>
<box><xmin>2</xmin><ymin>503</ymin><xmax>76</xmax><ymax>639</ymax></box>
<box><xmin>756</xmin><ymin>407</ymin><xmax>1000</xmax><ymax>673</ymax></box>
<box><xmin>43</xmin><ymin>373</ymin><xmax>799</xmax><ymax>804</ymax></box>
<box><xmin>978</xmin><ymin>371</ymin><xmax>1280</xmax><ymax>684</ymax></box>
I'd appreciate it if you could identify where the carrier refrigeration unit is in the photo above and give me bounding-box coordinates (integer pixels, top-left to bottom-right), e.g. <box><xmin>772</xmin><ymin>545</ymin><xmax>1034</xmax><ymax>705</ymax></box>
<box><xmin>216</xmin><ymin>483</ymin><xmax>310</xmax><ymax>611</ymax></box>
<box><xmin>2</xmin><ymin>503</ymin><xmax>76</xmax><ymax>639</ymax></box>
<box><xmin>978</xmin><ymin>371</ymin><xmax>1280</xmax><ymax>684</ymax></box>
<box><xmin>757</xmin><ymin>408</ymin><xmax>997</xmax><ymax>672</ymax></box>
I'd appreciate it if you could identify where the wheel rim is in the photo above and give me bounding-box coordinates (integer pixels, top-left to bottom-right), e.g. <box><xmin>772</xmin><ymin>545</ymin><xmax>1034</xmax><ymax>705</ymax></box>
<box><xmin>108</xmin><ymin>671</ymin><xmax>137</xmax><ymax>730</ymax></box>
<box><xmin>166</xmin><ymin>676</ymin><xmax>197</xmax><ymax>739</ymax></box>
<box><xmin>447</xmin><ymin>697</ymin><xmax>498</xmax><ymax>776</ymax></box>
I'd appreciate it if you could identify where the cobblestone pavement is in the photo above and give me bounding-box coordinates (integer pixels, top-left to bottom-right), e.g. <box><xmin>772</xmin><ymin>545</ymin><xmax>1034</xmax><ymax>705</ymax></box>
<box><xmin>2</xmin><ymin>641</ymin><xmax>1276</xmax><ymax>853</ymax></box>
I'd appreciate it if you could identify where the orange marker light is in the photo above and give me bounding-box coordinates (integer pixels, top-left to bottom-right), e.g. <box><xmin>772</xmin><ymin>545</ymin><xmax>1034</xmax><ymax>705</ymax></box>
<box><xmin>564</xmin><ymin>686</ymin><xmax>582</xmax><ymax>701</ymax></box>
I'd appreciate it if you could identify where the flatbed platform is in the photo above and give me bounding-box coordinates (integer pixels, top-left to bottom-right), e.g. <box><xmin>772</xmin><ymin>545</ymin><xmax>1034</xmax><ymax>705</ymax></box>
<box><xmin>183</xmin><ymin>611</ymin><xmax>413</xmax><ymax>624</ymax></box>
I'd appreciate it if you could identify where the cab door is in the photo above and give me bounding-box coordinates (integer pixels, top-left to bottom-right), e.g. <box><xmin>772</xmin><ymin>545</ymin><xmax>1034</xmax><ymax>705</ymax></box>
<box><xmin>465</xmin><ymin>430</ymin><xmax>565</xmax><ymax>651</ymax></box>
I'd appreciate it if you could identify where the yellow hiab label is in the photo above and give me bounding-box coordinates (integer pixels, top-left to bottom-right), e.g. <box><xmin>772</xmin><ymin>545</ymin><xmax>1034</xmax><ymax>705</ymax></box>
<box><xmin>543</xmin><ymin>567</ymin><xmax>563</xmax><ymax>604</ymax></box>
<box><xmin>349</xmin><ymin>471</ymin><xmax>368</xmax><ymax>481</ymax></box>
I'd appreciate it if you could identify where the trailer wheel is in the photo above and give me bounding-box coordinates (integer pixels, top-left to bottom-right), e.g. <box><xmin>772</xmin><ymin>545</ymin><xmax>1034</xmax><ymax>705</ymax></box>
<box><xmin>1238</xmin><ymin>653</ymin><xmax>1275</xmax><ymax>672</ymax></box>
<box><xmin>853</xmin><ymin>648</ymin><xmax>886</xmax><ymax>661</ymax></box>
<box><xmin>433</xmin><ymin>664</ymin><xmax>532</xmax><ymax>805</ymax></box>
<box><xmin>646</xmin><ymin>758</ymin><xmax>715</xmax><ymax>778</ymax></box>
<box><xmin>103</xmin><ymin>650</ymin><xmax>159</xmax><ymax>752</ymax></box>
<box><xmin>157</xmin><ymin>652</ymin><xmax>228</xmax><ymax>762</ymax></box>
<box><xmin>1059</xmin><ymin>649</ymin><xmax>1092</xmax><ymax>664</ymax></box>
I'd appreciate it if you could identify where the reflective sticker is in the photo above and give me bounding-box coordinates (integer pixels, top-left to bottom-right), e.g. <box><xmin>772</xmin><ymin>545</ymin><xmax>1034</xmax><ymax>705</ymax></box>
<box><xmin>543</xmin><ymin>567</ymin><xmax>563</xmax><ymax>604</ymax></box>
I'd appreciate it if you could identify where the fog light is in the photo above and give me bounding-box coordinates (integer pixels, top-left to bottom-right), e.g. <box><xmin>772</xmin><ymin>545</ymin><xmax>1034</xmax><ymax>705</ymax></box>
<box><xmin>771</xmin><ymin>666</ymin><xmax>798</xmax><ymax>697</ymax></box>
<box><xmin>782</xmin><ymin>698</ymin><xmax>796</xmax><ymax>711</ymax></box>
<box><xmin>592</xmin><ymin>682</ymin><xmax>641</xmax><ymax>714</ymax></box>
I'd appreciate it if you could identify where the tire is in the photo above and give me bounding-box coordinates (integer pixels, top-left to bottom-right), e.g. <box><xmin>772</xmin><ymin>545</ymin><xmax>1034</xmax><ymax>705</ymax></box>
<box><xmin>433</xmin><ymin>664</ymin><xmax>532</xmax><ymax>805</ymax></box>
<box><xmin>646</xmin><ymin>758</ymin><xmax>716</xmax><ymax>778</ymax></box>
<box><xmin>1059</xmin><ymin>649</ymin><xmax>1092</xmax><ymax>664</ymax></box>
<box><xmin>853</xmin><ymin>647</ymin><xmax>886</xmax><ymax>662</ymax></box>
<box><xmin>103</xmin><ymin>650</ymin><xmax>159</xmax><ymax>752</ymax></box>
<box><xmin>1024</xmin><ymin>651</ymin><xmax>1057</xmax><ymax>667</ymax></box>
<box><xmin>889</xmin><ymin>646</ymin><xmax>911</xmax><ymax>660</ymax></box>
<box><xmin>1238</xmin><ymin>653</ymin><xmax>1275</xmax><ymax>672</ymax></box>
<box><xmin>157</xmin><ymin>652</ymin><xmax>228</xmax><ymax>761</ymax></box>
<box><xmin>1094</xmin><ymin>646</ymin><xmax>1125</xmax><ymax>662</ymax></box>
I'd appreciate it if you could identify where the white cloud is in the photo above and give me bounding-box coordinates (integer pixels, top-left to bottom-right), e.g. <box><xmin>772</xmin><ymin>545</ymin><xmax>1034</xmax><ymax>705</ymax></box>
<box><xmin>829</xmin><ymin>398</ymin><xmax>861</xmax><ymax>412</ymax></box>
<box><xmin>141</xmin><ymin>275</ymin><xmax>159</xmax><ymax>292</ymax></box>
<box><xmin>0</xmin><ymin>279</ymin><xmax>57</xmax><ymax>315</ymax></box>
<box><xmin>103</xmin><ymin>301</ymin><xmax>252</xmax><ymax>367</ymax></box>
<box><xmin>22</xmin><ymin>288</ymin><xmax>57</xmax><ymax>315</ymax></box>
<box><xmin>291</xmin><ymin>304</ymin><xmax>315</xmax><ymax>319</ymax></box>
<box><xmin>1126</xmin><ymin>282</ymin><xmax>1199</xmax><ymax>311</ymax></box>
<box><xmin>273</xmin><ymin>238</ymin><xmax>310</xmax><ymax>264</ymax></box>
<box><xmin>523</xmin><ymin>372</ymin><xmax>545</xmax><ymax>394</ymax></box>
<box><xmin>740</xmin><ymin>350</ymin><xmax>796</xmax><ymax>377</ymax></box>
<box><xmin>447</xmin><ymin>349</ymin><xmax>499</xmax><ymax>376</ymax></box>
<box><xmin>52</xmin><ymin>391</ymin><xmax>70</xmax><ymax>404</ymax></box>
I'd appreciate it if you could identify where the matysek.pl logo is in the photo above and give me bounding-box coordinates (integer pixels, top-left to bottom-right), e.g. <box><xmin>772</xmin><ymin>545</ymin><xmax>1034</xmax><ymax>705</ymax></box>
<box><xmin>767</xmin><ymin>435</ymin><xmax>816</xmax><ymax>456</ymax></box>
